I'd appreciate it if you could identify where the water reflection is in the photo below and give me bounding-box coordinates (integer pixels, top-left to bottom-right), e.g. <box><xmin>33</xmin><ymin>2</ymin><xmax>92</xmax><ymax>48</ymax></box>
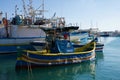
<box><xmin>0</xmin><ymin>54</ymin><xmax>17</xmax><ymax>80</ymax></box>
<box><xmin>16</xmin><ymin>60</ymin><xmax>101</xmax><ymax>80</ymax></box>
<box><xmin>96</xmin><ymin>52</ymin><xmax>104</xmax><ymax>61</ymax></box>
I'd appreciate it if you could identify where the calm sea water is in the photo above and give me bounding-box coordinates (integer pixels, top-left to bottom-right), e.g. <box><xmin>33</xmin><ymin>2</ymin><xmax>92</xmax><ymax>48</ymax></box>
<box><xmin>0</xmin><ymin>37</ymin><xmax>120</xmax><ymax>80</ymax></box>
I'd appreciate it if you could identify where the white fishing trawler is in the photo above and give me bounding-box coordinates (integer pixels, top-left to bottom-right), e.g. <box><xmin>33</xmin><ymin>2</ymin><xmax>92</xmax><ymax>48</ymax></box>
<box><xmin>0</xmin><ymin>0</ymin><xmax>59</xmax><ymax>53</ymax></box>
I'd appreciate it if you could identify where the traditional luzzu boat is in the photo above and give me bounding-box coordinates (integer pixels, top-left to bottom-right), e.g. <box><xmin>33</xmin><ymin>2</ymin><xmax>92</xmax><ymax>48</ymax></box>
<box><xmin>15</xmin><ymin>26</ymin><xmax>96</xmax><ymax>69</ymax></box>
<box><xmin>70</xmin><ymin>31</ymin><xmax>104</xmax><ymax>52</ymax></box>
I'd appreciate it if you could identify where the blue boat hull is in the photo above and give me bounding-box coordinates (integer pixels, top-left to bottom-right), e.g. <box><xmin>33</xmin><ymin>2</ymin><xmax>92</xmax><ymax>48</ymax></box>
<box><xmin>0</xmin><ymin>37</ymin><xmax>45</xmax><ymax>54</ymax></box>
<box><xmin>0</xmin><ymin>45</ymin><xmax>33</xmax><ymax>53</ymax></box>
<box><xmin>16</xmin><ymin>38</ymin><xmax>96</xmax><ymax>69</ymax></box>
<box><xmin>16</xmin><ymin>49</ymin><xmax>95</xmax><ymax>69</ymax></box>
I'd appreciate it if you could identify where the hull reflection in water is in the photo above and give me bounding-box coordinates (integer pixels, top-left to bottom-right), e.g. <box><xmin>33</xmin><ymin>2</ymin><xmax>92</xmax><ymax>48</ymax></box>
<box><xmin>16</xmin><ymin>61</ymin><xmax>96</xmax><ymax>80</ymax></box>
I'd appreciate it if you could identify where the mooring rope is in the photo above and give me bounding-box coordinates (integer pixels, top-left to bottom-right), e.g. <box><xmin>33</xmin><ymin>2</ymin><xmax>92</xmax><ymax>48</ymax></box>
<box><xmin>27</xmin><ymin>52</ymin><xmax>33</xmax><ymax>80</ymax></box>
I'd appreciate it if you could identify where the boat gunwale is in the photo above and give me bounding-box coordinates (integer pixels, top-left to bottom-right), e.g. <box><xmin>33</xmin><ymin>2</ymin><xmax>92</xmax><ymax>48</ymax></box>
<box><xmin>22</xmin><ymin>42</ymin><xmax>96</xmax><ymax>56</ymax></box>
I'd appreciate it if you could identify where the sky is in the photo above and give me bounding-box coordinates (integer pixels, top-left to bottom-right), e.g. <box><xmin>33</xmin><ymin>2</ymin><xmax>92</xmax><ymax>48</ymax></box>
<box><xmin>0</xmin><ymin>0</ymin><xmax>120</xmax><ymax>31</ymax></box>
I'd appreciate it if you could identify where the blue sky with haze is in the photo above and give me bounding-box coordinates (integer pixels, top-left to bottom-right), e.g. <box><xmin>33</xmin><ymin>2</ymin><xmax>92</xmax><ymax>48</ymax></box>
<box><xmin>0</xmin><ymin>0</ymin><xmax>120</xmax><ymax>31</ymax></box>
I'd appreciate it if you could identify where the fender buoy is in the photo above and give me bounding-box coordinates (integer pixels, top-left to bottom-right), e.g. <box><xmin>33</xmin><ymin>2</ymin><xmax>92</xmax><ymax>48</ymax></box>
<box><xmin>2</xmin><ymin>18</ymin><xmax>8</xmax><ymax>27</ymax></box>
<box><xmin>64</xmin><ymin>34</ymin><xmax>68</xmax><ymax>39</ymax></box>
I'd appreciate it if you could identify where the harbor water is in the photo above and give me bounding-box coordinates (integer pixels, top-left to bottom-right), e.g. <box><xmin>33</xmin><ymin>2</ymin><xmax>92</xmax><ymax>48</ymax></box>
<box><xmin>0</xmin><ymin>37</ymin><xmax>120</xmax><ymax>80</ymax></box>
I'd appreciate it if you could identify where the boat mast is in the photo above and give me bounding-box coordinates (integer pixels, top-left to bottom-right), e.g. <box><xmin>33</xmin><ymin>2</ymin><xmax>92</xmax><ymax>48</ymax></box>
<box><xmin>22</xmin><ymin>0</ymin><xmax>27</xmax><ymax>18</ymax></box>
<box><xmin>28</xmin><ymin>0</ymin><xmax>35</xmax><ymax>23</ymax></box>
<box><xmin>15</xmin><ymin>5</ymin><xmax>18</xmax><ymax>16</ymax></box>
<box><xmin>36</xmin><ymin>0</ymin><xmax>46</xmax><ymax>19</ymax></box>
<box><xmin>5</xmin><ymin>13</ymin><xmax>9</xmax><ymax>37</ymax></box>
<box><xmin>42</xmin><ymin>0</ymin><xmax>44</xmax><ymax>19</ymax></box>
<box><xmin>0</xmin><ymin>11</ymin><xmax>2</xmax><ymax>23</ymax></box>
